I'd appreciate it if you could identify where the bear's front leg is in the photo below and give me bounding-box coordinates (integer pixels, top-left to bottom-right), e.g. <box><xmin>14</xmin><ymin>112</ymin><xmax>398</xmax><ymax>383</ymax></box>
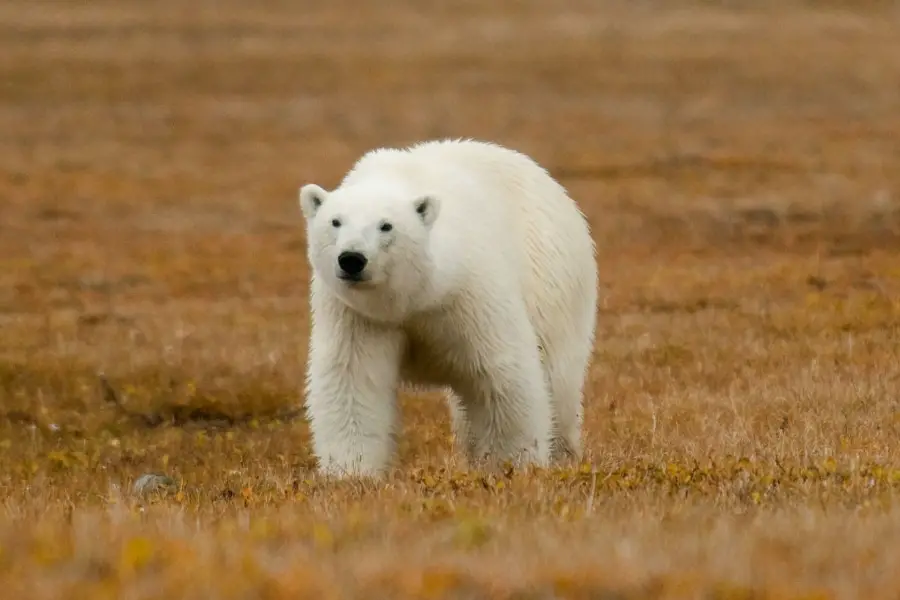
<box><xmin>304</xmin><ymin>298</ymin><xmax>404</xmax><ymax>479</ymax></box>
<box><xmin>458</xmin><ymin>307</ymin><xmax>554</xmax><ymax>469</ymax></box>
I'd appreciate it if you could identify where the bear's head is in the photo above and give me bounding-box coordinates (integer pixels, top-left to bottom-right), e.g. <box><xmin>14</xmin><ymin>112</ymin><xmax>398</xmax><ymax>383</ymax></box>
<box><xmin>299</xmin><ymin>179</ymin><xmax>441</xmax><ymax>318</ymax></box>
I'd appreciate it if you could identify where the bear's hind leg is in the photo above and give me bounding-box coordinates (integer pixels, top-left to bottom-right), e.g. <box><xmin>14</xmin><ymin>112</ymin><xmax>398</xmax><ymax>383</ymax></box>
<box><xmin>544</xmin><ymin>314</ymin><xmax>596</xmax><ymax>464</ymax></box>
<box><xmin>459</xmin><ymin>313</ymin><xmax>554</xmax><ymax>469</ymax></box>
<box><xmin>546</xmin><ymin>346</ymin><xmax>589</xmax><ymax>463</ymax></box>
<box><xmin>446</xmin><ymin>390</ymin><xmax>471</xmax><ymax>456</ymax></box>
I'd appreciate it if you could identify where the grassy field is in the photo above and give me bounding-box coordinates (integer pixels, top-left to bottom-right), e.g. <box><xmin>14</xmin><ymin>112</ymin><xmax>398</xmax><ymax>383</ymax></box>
<box><xmin>2</xmin><ymin>1</ymin><xmax>900</xmax><ymax>597</ymax></box>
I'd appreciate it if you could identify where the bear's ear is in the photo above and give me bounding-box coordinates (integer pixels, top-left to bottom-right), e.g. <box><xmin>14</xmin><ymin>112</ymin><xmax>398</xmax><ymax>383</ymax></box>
<box><xmin>414</xmin><ymin>195</ymin><xmax>440</xmax><ymax>228</ymax></box>
<box><xmin>299</xmin><ymin>184</ymin><xmax>329</xmax><ymax>221</ymax></box>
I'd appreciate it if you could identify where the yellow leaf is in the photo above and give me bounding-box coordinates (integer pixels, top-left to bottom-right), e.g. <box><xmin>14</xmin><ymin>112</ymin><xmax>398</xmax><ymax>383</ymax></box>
<box><xmin>251</xmin><ymin>518</ymin><xmax>274</xmax><ymax>540</ymax></box>
<box><xmin>241</xmin><ymin>550</ymin><xmax>261</xmax><ymax>577</ymax></box>
<box><xmin>453</xmin><ymin>518</ymin><xmax>491</xmax><ymax>549</ymax></box>
<box><xmin>420</xmin><ymin>567</ymin><xmax>462</xmax><ymax>597</ymax></box>
<box><xmin>71</xmin><ymin>451</ymin><xmax>89</xmax><ymax>467</ymax></box>
<box><xmin>120</xmin><ymin>537</ymin><xmax>154</xmax><ymax>574</ymax></box>
<box><xmin>47</xmin><ymin>451</ymin><xmax>71</xmax><ymax>469</ymax></box>
<box><xmin>312</xmin><ymin>523</ymin><xmax>335</xmax><ymax>551</ymax></box>
<box><xmin>32</xmin><ymin>541</ymin><xmax>62</xmax><ymax>565</ymax></box>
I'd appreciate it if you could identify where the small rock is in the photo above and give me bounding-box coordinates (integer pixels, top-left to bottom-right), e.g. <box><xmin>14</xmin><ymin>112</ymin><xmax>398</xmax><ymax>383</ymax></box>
<box><xmin>132</xmin><ymin>473</ymin><xmax>177</xmax><ymax>496</ymax></box>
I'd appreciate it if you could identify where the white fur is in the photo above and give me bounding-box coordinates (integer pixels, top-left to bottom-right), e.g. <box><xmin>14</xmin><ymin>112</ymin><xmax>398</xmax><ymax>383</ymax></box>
<box><xmin>299</xmin><ymin>139</ymin><xmax>598</xmax><ymax>478</ymax></box>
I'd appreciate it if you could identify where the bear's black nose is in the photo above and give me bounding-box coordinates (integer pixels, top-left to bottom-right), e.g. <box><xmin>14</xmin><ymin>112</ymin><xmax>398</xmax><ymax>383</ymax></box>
<box><xmin>337</xmin><ymin>251</ymin><xmax>368</xmax><ymax>276</ymax></box>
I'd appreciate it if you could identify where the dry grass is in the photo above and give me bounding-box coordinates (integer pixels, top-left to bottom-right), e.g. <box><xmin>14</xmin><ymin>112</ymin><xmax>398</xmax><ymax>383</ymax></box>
<box><xmin>2</xmin><ymin>1</ymin><xmax>900</xmax><ymax>598</ymax></box>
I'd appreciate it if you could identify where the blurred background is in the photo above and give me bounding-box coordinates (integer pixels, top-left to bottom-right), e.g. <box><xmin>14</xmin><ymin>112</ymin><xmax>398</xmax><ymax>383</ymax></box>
<box><xmin>4</xmin><ymin>0</ymin><xmax>898</xmax><ymax>271</ymax></box>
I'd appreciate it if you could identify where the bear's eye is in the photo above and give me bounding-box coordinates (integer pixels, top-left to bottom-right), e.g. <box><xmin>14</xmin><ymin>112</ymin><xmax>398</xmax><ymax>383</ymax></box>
<box><xmin>380</xmin><ymin>222</ymin><xmax>393</xmax><ymax>233</ymax></box>
<box><xmin>331</xmin><ymin>218</ymin><xmax>341</xmax><ymax>228</ymax></box>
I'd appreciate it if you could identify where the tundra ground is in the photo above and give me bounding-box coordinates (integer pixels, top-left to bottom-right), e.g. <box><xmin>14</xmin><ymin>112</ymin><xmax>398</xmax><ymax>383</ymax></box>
<box><xmin>1</xmin><ymin>1</ymin><xmax>900</xmax><ymax>598</ymax></box>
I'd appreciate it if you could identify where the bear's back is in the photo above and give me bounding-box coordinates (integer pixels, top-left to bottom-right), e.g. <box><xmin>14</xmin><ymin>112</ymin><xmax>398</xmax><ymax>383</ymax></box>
<box><xmin>406</xmin><ymin>139</ymin><xmax>596</xmax><ymax>307</ymax></box>
<box><xmin>342</xmin><ymin>139</ymin><xmax>596</xmax><ymax>333</ymax></box>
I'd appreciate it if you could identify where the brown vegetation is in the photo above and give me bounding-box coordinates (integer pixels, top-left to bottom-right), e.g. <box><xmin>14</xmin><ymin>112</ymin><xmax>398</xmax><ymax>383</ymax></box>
<box><xmin>2</xmin><ymin>1</ymin><xmax>900</xmax><ymax>597</ymax></box>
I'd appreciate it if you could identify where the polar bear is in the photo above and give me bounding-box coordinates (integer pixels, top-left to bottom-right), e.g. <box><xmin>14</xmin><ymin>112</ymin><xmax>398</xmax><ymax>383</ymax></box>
<box><xmin>299</xmin><ymin>139</ymin><xmax>598</xmax><ymax>478</ymax></box>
